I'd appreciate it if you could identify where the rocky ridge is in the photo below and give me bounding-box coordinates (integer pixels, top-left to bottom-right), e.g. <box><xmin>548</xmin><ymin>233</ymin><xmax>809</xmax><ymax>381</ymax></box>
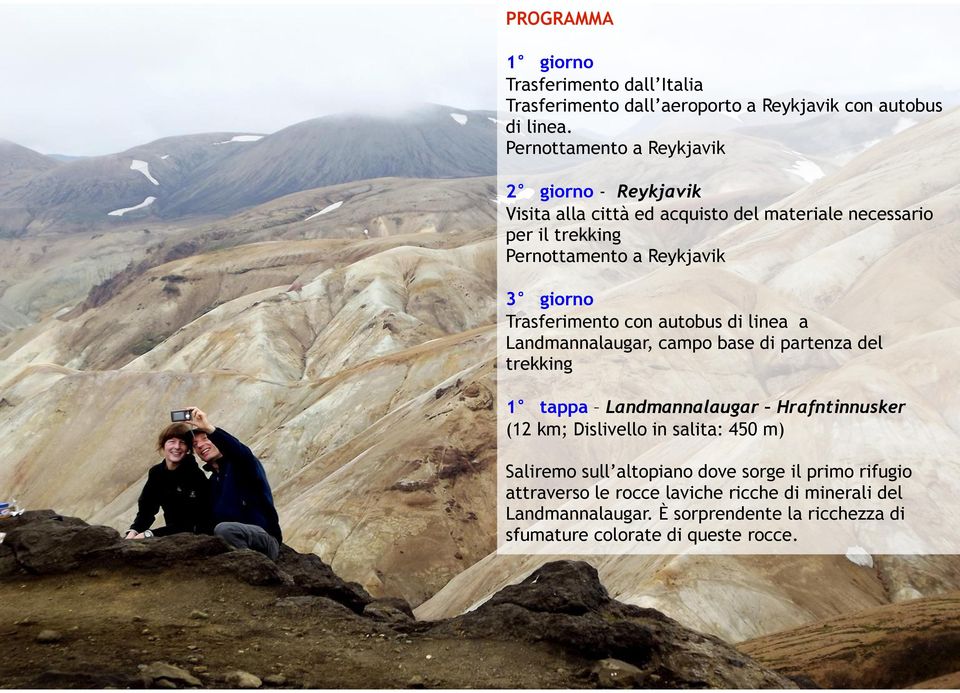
<box><xmin>0</xmin><ymin>510</ymin><xmax>795</xmax><ymax>689</ymax></box>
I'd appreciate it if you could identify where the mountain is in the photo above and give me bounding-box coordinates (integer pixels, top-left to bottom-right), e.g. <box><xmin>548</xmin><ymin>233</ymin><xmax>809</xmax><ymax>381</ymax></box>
<box><xmin>162</xmin><ymin>105</ymin><xmax>496</xmax><ymax>216</ymax></box>
<box><xmin>0</xmin><ymin>174</ymin><xmax>495</xmax><ymax>350</ymax></box>
<box><xmin>0</xmin><ymin>132</ymin><xmax>243</xmax><ymax>234</ymax></box>
<box><xmin>0</xmin><ymin>140</ymin><xmax>62</xmax><ymax>235</ymax></box>
<box><xmin>0</xmin><ymin>139</ymin><xmax>60</xmax><ymax>186</ymax></box>
<box><xmin>0</xmin><ymin>105</ymin><xmax>496</xmax><ymax>234</ymax></box>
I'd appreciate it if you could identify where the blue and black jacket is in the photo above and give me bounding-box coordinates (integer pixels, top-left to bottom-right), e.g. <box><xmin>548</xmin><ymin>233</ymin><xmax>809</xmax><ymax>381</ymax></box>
<box><xmin>203</xmin><ymin>428</ymin><xmax>282</xmax><ymax>542</ymax></box>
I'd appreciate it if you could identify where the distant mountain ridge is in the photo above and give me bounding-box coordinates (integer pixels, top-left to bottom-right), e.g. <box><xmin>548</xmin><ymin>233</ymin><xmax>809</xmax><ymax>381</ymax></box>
<box><xmin>0</xmin><ymin>104</ymin><xmax>495</xmax><ymax>235</ymax></box>
<box><xmin>0</xmin><ymin>139</ymin><xmax>61</xmax><ymax>185</ymax></box>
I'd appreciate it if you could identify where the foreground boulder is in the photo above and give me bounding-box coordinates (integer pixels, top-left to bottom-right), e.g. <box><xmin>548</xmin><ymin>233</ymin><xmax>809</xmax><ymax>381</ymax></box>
<box><xmin>2</xmin><ymin>511</ymin><xmax>118</xmax><ymax>573</ymax></box>
<box><xmin>1</xmin><ymin>511</ymin><xmax>373</xmax><ymax>614</ymax></box>
<box><xmin>426</xmin><ymin>561</ymin><xmax>797</xmax><ymax>688</ymax></box>
<box><xmin>275</xmin><ymin>545</ymin><xmax>373</xmax><ymax>612</ymax></box>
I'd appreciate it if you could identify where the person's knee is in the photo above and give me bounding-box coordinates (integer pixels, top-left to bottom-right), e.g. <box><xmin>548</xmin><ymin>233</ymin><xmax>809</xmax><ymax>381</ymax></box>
<box><xmin>214</xmin><ymin>522</ymin><xmax>245</xmax><ymax>549</ymax></box>
<box><xmin>264</xmin><ymin>535</ymin><xmax>280</xmax><ymax>561</ymax></box>
<box><xmin>212</xmin><ymin>522</ymin><xmax>278</xmax><ymax>560</ymax></box>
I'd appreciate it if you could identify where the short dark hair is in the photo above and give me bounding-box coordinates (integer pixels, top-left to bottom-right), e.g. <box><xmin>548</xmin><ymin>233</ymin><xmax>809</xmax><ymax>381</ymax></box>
<box><xmin>156</xmin><ymin>423</ymin><xmax>195</xmax><ymax>452</ymax></box>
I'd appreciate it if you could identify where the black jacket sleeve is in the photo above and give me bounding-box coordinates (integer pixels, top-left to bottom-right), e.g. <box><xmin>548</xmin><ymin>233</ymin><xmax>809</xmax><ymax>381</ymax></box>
<box><xmin>129</xmin><ymin>465</ymin><xmax>161</xmax><ymax>533</ymax></box>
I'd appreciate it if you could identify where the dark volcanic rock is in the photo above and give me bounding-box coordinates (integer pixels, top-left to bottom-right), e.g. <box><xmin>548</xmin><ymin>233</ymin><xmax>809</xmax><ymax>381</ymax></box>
<box><xmin>486</xmin><ymin>560</ymin><xmax>610</xmax><ymax>615</ymax></box>
<box><xmin>0</xmin><ymin>540</ymin><xmax>19</xmax><ymax>577</ymax></box>
<box><xmin>5</xmin><ymin>515</ymin><xmax>119</xmax><ymax>573</ymax></box>
<box><xmin>2</xmin><ymin>512</ymin><xmax>373</xmax><ymax>616</ymax></box>
<box><xmin>262</xmin><ymin>673</ymin><xmax>287</xmax><ymax>687</ymax></box>
<box><xmin>276</xmin><ymin>545</ymin><xmax>373</xmax><ymax>614</ymax></box>
<box><xmin>273</xmin><ymin>595</ymin><xmax>358</xmax><ymax>618</ymax></box>
<box><xmin>3</xmin><ymin>513</ymin><xmax>234</xmax><ymax>575</ymax></box>
<box><xmin>364</xmin><ymin>597</ymin><xmax>415</xmax><ymax>624</ymax></box>
<box><xmin>789</xmin><ymin>673</ymin><xmax>822</xmax><ymax>688</ymax></box>
<box><xmin>3</xmin><ymin>509</ymin><xmax>80</xmax><ymax>529</ymax></box>
<box><xmin>207</xmin><ymin>549</ymin><xmax>292</xmax><ymax>586</ymax></box>
<box><xmin>433</xmin><ymin>602</ymin><xmax>659</xmax><ymax>666</ymax></box>
<box><xmin>428</xmin><ymin>560</ymin><xmax>797</xmax><ymax>689</ymax></box>
<box><xmin>85</xmin><ymin>533</ymin><xmax>232</xmax><ymax>570</ymax></box>
<box><xmin>29</xmin><ymin>670</ymin><xmax>140</xmax><ymax>688</ymax></box>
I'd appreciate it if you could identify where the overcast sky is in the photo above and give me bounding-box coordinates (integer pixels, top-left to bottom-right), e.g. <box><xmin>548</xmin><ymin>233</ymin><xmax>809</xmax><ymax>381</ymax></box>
<box><xmin>3</xmin><ymin>3</ymin><xmax>960</xmax><ymax>155</ymax></box>
<box><xmin>0</xmin><ymin>3</ymin><xmax>496</xmax><ymax>156</ymax></box>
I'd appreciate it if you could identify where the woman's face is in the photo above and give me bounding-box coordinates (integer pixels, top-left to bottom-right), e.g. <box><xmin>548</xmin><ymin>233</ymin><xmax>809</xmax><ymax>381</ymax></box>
<box><xmin>162</xmin><ymin>436</ymin><xmax>189</xmax><ymax>466</ymax></box>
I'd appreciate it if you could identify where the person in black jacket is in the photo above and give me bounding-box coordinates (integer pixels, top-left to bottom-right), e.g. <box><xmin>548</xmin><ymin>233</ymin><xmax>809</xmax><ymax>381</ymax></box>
<box><xmin>124</xmin><ymin>423</ymin><xmax>210</xmax><ymax>539</ymax></box>
<box><xmin>187</xmin><ymin>407</ymin><xmax>282</xmax><ymax>560</ymax></box>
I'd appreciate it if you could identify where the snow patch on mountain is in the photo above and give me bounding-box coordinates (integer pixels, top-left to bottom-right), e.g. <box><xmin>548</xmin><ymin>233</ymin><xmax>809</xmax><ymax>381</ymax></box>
<box><xmin>450</xmin><ymin>113</ymin><xmax>468</xmax><ymax>125</ymax></box>
<box><xmin>845</xmin><ymin>547</ymin><xmax>874</xmax><ymax>568</ymax></box>
<box><xmin>305</xmin><ymin>200</ymin><xmax>343</xmax><ymax>220</ymax></box>
<box><xmin>108</xmin><ymin>196</ymin><xmax>156</xmax><ymax>216</ymax></box>
<box><xmin>213</xmin><ymin>135</ymin><xmax>264</xmax><ymax>145</ymax></box>
<box><xmin>131</xmin><ymin>159</ymin><xmax>159</xmax><ymax>186</ymax></box>
<box><xmin>786</xmin><ymin>159</ymin><xmax>825</xmax><ymax>184</ymax></box>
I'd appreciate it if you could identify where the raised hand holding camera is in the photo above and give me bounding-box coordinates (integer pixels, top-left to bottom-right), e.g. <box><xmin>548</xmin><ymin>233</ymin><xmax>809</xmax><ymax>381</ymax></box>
<box><xmin>187</xmin><ymin>407</ymin><xmax>215</xmax><ymax>434</ymax></box>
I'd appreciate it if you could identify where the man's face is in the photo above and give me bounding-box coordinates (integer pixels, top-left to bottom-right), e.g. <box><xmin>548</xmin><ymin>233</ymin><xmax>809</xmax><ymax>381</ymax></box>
<box><xmin>192</xmin><ymin>431</ymin><xmax>222</xmax><ymax>463</ymax></box>
<box><xmin>162</xmin><ymin>436</ymin><xmax>189</xmax><ymax>464</ymax></box>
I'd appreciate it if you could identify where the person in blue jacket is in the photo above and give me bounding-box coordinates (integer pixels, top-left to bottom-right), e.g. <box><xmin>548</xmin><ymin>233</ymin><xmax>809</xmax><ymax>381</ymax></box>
<box><xmin>186</xmin><ymin>407</ymin><xmax>282</xmax><ymax>560</ymax></box>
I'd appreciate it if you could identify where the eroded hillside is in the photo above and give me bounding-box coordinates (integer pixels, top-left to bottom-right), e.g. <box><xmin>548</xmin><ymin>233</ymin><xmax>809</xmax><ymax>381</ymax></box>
<box><xmin>2</xmin><ymin>108</ymin><xmax>960</xmax><ymax>648</ymax></box>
